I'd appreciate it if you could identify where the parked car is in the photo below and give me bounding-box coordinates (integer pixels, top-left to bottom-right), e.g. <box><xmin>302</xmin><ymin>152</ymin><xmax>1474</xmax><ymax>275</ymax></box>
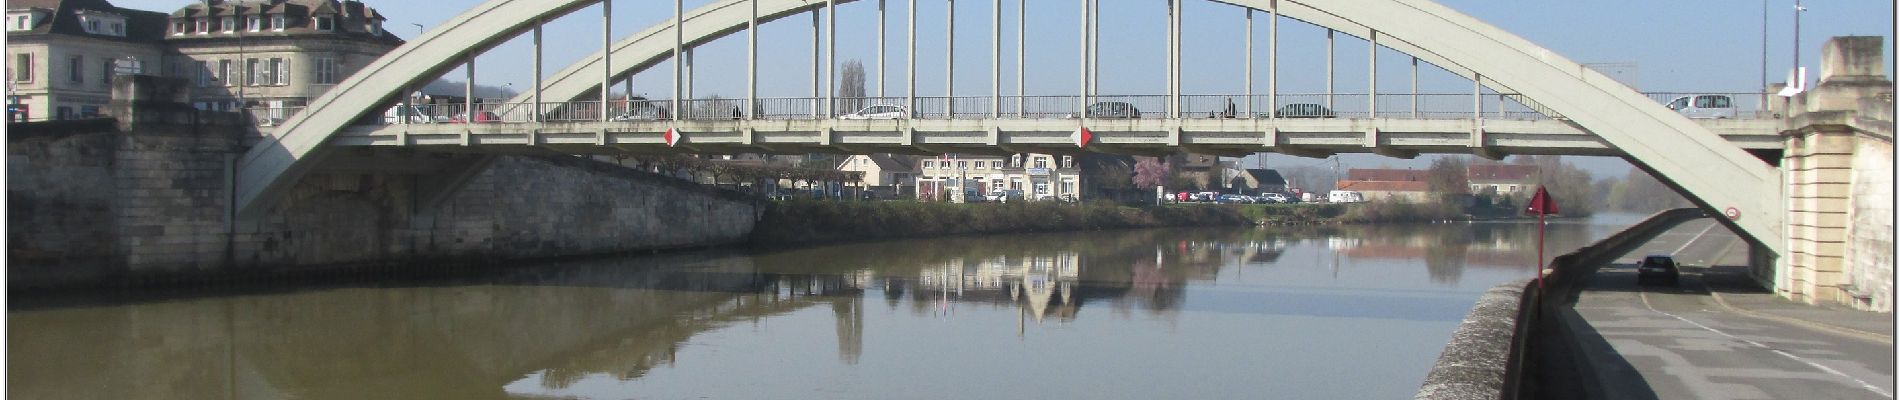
<box><xmin>449</xmin><ymin>111</ymin><xmax>502</xmax><ymax>123</ymax></box>
<box><xmin>987</xmin><ymin>189</ymin><xmax>1025</xmax><ymax>203</ymax></box>
<box><xmin>1217</xmin><ymin>194</ymin><xmax>1254</xmax><ymax>204</ymax></box>
<box><xmin>962</xmin><ymin>190</ymin><xmax>987</xmax><ymax>203</ymax></box>
<box><xmin>1258</xmin><ymin>192</ymin><xmax>1292</xmax><ymax>204</ymax></box>
<box><xmin>1327</xmin><ymin>190</ymin><xmax>1365</xmax><ymax>204</ymax></box>
<box><xmin>384</xmin><ymin>104</ymin><xmax>450</xmax><ymax>124</ymax></box>
<box><xmin>612</xmin><ymin>106</ymin><xmax>669</xmax><ymax>121</ymax></box>
<box><xmin>1664</xmin><ymin>94</ymin><xmax>1736</xmax><ymax>119</ymax></box>
<box><xmin>1068</xmin><ymin>101</ymin><xmax>1142</xmax><ymax>119</ymax></box>
<box><xmin>1636</xmin><ymin>255</ymin><xmax>1681</xmax><ymax>286</ymax></box>
<box><xmin>1273</xmin><ymin>103</ymin><xmax>1336</xmax><ymax>119</ymax></box>
<box><xmin>840</xmin><ymin>105</ymin><xmax>909</xmax><ymax>120</ymax></box>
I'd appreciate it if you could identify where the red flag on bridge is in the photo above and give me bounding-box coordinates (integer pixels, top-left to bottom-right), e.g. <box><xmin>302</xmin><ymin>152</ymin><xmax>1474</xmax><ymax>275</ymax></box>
<box><xmin>1524</xmin><ymin>186</ymin><xmax>1559</xmax><ymax>216</ymax></box>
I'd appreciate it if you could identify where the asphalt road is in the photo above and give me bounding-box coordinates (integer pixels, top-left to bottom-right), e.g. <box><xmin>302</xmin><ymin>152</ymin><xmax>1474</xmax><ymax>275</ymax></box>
<box><xmin>1566</xmin><ymin>220</ymin><xmax>1895</xmax><ymax>400</ymax></box>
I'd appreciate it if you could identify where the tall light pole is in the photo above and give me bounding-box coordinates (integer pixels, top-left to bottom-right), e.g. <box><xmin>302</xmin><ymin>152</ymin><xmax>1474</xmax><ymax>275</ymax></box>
<box><xmin>1760</xmin><ymin>0</ymin><xmax>1768</xmax><ymax>111</ymax></box>
<box><xmin>1792</xmin><ymin>0</ymin><xmax>1805</xmax><ymax>86</ymax></box>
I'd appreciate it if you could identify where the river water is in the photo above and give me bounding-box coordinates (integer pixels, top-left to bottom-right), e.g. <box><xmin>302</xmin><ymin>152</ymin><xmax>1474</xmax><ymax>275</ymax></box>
<box><xmin>9</xmin><ymin>215</ymin><xmax>1645</xmax><ymax>399</ymax></box>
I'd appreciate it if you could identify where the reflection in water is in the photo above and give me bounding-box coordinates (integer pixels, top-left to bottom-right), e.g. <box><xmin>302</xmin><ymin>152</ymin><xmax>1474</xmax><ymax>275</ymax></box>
<box><xmin>9</xmin><ymin>218</ymin><xmax>1620</xmax><ymax>399</ymax></box>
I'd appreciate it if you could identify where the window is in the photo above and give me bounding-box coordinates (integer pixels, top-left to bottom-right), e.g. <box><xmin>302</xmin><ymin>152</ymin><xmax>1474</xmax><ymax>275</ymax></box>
<box><xmin>1695</xmin><ymin>95</ymin><xmax>1731</xmax><ymax>108</ymax></box>
<box><xmin>312</xmin><ymin>57</ymin><xmax>340</xmax><ymax>84</ymax></box>
<box><xmin>923</xmin><ymin>161</ymin><xmax>934</xmax><ymax>169</ymax></box>
<box><xmin>247</xmin><ymin>16</ymin><xmax>260</xmax><ymax>31</ymax></box>
<box><xmin>1062</xmin><ymin>156</ymin><xmax>1073</xmax><ymax>168</ymax></box>
<box><xmin>1033</xmin><ymin>157</ymin><xmax>1048</xmax><ymax>169</ymax></box>
<box><xmin>100</xmin><ymin>59</ymin><xmax>112</xmax><ymax>87</ymax></box>
<box><xmin>367</xmin><ymin>21</ymin><xmax>381</xmax><ymax>35</ymax></box>
<box><xmin>244</xmin><ymin>58</ymin><xmax>258</xmax><ymax>85</ymax></box>
<box><xmin>1665</xmin><ymin>97</ymin><xmax>1689</xmax><ymax>111</ymax></box>
<box><xmin>957</xmin><ymin>161</ymin><xmax>967</xmax><ymax>170</ymax></box>
<box><xmin>975</xmin><ymin>161</ymin><xmax>985</xmax><ymax>170</ymax></box>
<box><xmin>172</xmin><ymin>21</ymin><xmax>187</xmax><ymax>35</ymax></box>
<box><xmin>218</xmin><ymin>59</ymin><xmax>231</xmax><ymax>85</ymax></box>
<box><xmin>221</xmin><ymin>16</ymin><xmax>235</xmax><ymax>32</ymax></box>
<box><xmin>195</xmin><ymin>18</ymin><xmax>209</xmax><ymax>34</ymax></box>
<box><xmin>10</xmin><ymin>15</ymin><xmax>31</xmax><ymax>31</ymax></box>
<box><xmin>314</xmin><ymin>16</ymin><xmax>333</xmax><ymax>31</ymax></box>
<box><xmin>68</xmin><ymin>55</ymin><xmax>82</xmax><ymax>83</ymax></box>
<box><xmin>109</xmin><ymin>22</ymin><xmax>123</xmax><ymax>35</ymax></box>
<box><xmin>196</xmin><ymin>60</ymin><xmax>211</xmax><ymax>87</ymax></box>
<box><xmin>87</xmin><ymin>19</ymin><xmax>100</xmax><ymax>33</ymax></box>
<box><xmin>12</xmin><ymin>53</ymin><xmax>31</xmax><ymax>82</ymax></box>
<box><xmin>991</xmin><ymin>161</ymin><xmax>1001</xmax><ymax>169</ymax></box>
<box><xmin>271</xmin><ymin>58</ymin><xmax>288</xmax><ymax>85</ymax></box>
<box><xmin>271</xmin><ymin>15</ymin><xmax>285</xmax><ymax>31</ymax></box>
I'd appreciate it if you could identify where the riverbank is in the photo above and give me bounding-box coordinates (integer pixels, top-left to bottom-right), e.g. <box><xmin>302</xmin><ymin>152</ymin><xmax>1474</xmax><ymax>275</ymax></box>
<box><xmin>750</xmin><ymin>199</ymin><xmax>1485</xmax><ymax>247</ymax></box>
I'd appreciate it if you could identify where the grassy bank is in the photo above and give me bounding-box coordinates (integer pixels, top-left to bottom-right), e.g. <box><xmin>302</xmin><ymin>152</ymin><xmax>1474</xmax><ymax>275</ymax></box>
<box><xmin>751</xmin><ymin>198</ymin><xmax>1475</xmax><ymax>247</ymax></box>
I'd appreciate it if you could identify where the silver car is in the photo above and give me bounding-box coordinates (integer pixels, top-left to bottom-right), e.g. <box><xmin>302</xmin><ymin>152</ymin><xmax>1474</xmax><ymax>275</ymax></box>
<box><xmin>1665</xmin><ymin>95</ymin><xmax>1736</xmax><ymax>119</ymax></box>
<box><xmin>839</xmin><ymin>105</ymin><xmax>909</xmax><ymax>120</ymax></box>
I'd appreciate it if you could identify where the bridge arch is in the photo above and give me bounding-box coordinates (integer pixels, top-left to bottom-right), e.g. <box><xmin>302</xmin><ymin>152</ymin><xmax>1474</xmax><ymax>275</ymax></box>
<box><xmin>239</xmin><ymin>0</ymin><xmax>1783</xmax><ymax>254</ymax></box>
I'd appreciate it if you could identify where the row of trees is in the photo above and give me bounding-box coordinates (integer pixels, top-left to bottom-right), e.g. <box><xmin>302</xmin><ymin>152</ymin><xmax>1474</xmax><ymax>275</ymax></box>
<box><xmin>607</xmin><ymin>154</ymin><xmax>864</xmax><ymax>194</ymax></box>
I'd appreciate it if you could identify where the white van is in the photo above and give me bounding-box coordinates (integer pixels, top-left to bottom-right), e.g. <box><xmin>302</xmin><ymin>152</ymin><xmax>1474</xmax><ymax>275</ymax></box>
<box><xmin>1327</xmin><ymin>190</ymin><xmax>1365</xmax><ymax>204</ymax></box>
<box><xmin>1664</xmin><ymin>94</ymin><xmax>1736</xmax><ymax>119</ymax></box>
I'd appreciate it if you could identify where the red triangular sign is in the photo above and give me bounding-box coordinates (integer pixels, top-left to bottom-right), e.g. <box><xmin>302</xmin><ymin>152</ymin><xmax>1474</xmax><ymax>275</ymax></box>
<box><xmin>664</xmin><ymin>128</ymin><xmax>680</xmax><ymax>147</ymax></box>
<box><xmin>1525</xmin><ymin>186</ymin><xmax>1559</xmax><ymax>215</ymax></box>
<box><xmin>1073</xmin><ymin>127</ymin><xmax>1093</xmax><ymax>148</ymax></box>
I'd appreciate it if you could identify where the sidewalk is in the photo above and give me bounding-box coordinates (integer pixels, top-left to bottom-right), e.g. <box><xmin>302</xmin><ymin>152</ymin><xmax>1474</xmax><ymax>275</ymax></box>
<box><xmin>1699</xmin><ymin>265</ymin><xmax>1894</xmax><ymax>342</ymax></box>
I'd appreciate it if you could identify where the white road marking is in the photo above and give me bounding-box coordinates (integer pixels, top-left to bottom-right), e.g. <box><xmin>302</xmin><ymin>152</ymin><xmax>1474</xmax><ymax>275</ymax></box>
<box><xmin>1640</xmin><ymin>291</ymin><xmax>1894</xmax><ymax>398</ymax></box>
<box><xmin>1670</xmin><ymin>221</ymin><xmax>1722</xmax><ymax>257</ymax></box>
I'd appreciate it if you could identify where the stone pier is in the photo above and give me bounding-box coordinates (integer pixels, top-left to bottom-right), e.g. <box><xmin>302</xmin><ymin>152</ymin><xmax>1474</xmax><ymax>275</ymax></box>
<box><xmin>1777</xmin><ymin>36</ymin><xmax>1894</xmax><ymax>312</ymax></box>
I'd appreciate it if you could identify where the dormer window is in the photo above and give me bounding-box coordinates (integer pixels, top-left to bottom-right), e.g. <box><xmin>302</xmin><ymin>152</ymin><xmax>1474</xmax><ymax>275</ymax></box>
<box><xmin>271</xmin><ymin>15</ymin><xmax>285</xmax><ymax>31</ymax></box>
<box><xmin>367</xmin><ymin>21</ymin><xmax>381</xmax><ymax>35</ymax></box>
<box><xmin>247</xmin><ymin>16</ymin><xmax>260</xmax><ymax>31</ymax></box>
<box><xmin>220</xmin><ymin>16</ymin><xmax>235</xmax><ymax>32</ymax></box>
<box><xmin>195</xmin><ymin>18</ymin><xmax>209</xmax><ymax>34</ymax></box>
<box><xmin>75</xmin><ymin>11</ymin><xmax>127</xmax><ymax>37</ymax></box>
<box><xmin>314</xmin><ymin>16</ymin><xmax>333</xmax><ymax>31</ymax></box>
<box><xmin>8</xmin><ymin>10</ymin><xmax>46</xmax><ymax>32</ymax></box>
<box><xmin>172</xmin><ymin>20</ymin><xmax>187</xmax><ymax>35</ymax></box>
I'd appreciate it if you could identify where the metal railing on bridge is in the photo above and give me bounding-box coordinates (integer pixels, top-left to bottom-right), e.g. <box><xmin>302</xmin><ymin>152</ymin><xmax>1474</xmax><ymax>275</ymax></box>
<box><xmin>354</xmin><ymin>91</ymin><xmax>1769</xmax><ymax>125</ymax></box>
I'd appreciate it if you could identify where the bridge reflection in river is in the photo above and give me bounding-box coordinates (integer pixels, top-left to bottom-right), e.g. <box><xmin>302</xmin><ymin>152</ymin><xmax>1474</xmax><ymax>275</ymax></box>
<box><xmin>9</xmin><ymin>218</ymin><xmax>1634</xmax><ymax>399</ymax></box>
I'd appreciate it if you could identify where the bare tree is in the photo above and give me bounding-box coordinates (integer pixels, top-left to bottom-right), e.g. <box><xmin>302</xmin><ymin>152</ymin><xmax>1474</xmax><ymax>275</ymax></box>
<box><xmin>839</xmin><ymin>59</ymin><xmax>867</xmax><ymax>113</ymax></box>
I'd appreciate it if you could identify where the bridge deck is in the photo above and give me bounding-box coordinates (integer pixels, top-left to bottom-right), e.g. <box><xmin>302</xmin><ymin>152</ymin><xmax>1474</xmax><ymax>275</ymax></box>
<box><xmin>329</xmin><ymin>118</ymin><xmax>1781</xmax><ymax>157</ymax></box>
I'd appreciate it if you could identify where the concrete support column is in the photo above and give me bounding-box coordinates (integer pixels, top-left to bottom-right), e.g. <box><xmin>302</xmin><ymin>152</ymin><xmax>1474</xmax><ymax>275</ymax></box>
<box><xmin>605</xmin><ymin>0</ymin><xmax>614</xmax><ymax>122</ymax></box>
<box><xmin>1168</xmin><ymin>0</ymin><xmax>1181</xmax><ymax>118</ymax></box>
<box><xmin>532</xmin><ymin>23</ymin><xmax>542</xmax><ymax>122</ymax></box>
<box><xmin>1244</xmin><ymin>9</ymin><xmax>1253</xmax><ymax>116</ymax></box>
<box><xmin>1324</xmin><ymin>29</ymin><xmax>1333</xmax><ymax>109</ymax></box>
<box><xmin>1410</xmin><ymin>57</ymin><xmax>1419</xmax><ymax>119</ymax></box>
<box><xmin>1777</xmin><ymin>36</ymin><xmax>1894</xmax><ymax>311</ymax></box>
<box><xmin>878</xmin><ymin>0</ymin><xmax>887</xmax><ymax>98</ymax></box>
<box><xmin>812</xmin><ymin>11</ymin><xmax>821</xmax><ymax>117</ymax></box>
<box><xmin>991</xmin><ymin>0</ymin><xmax>1000</xmax><ymax>117</ymax></box>
<box><xmin>1267</xmin><ymin>0</ymin><xmax>1276</xmax><ymax>117</ymax></box>
<box><xmin>1015</xmin><ymin>0</ymin><xmax>1024</xmax><ymax>116</ymax></box>
<box><xmin>826</xmin><ymin>0</ymin><xmax>835</xmax><ymax>117</ymax></box>
<box><xmin>747</xmin><ymin>0</ymin><xmax>758</xmax><ymax>120</ymax></box>
<box><xmin>947</xmin><ymin>0</ymin><xmax>956</xmax><ymax>118</ymax></box>
<box><xmin>1078</xmin><ymin>0</ymin><xmax>1088</xmax><ymax>119</ymax></box>
<box><xmin>907</xmin><ymin>0</ymin><xmax>916</xmax><ymax>116</ymax></box>
<box><xmin>1368</xmin><ymin>31</ymin><xmax>1377</xmax><ymax>118</ymax></box>
<box><xmin>465</xmin><ymin>61</ymin><xmax>475</xmax><ymax>121</ymax></box>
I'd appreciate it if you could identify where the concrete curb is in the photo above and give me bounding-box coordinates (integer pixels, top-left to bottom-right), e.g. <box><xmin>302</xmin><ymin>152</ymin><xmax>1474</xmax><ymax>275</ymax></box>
<box><xmin>1707</xmin><ymin>290</ymin><xmax>1894</xmax><ymax>343</ymax></box>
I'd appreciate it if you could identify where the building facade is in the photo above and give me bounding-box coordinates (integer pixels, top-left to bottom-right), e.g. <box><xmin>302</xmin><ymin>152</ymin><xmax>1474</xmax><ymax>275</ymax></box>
<box><xmin>161</xmin><ymin>0</ymin><xmax>402</xmax><ymax>120</ymax></box>
<box><xmin>836</xmin><ymin>154</ymin><xmax>917</xmax><ymax>198</ymax></box>
<box><xmin>1465</xmin><ymin>164</ymin><xmax>1539</xmax><ymax>196</ymax></box>
<box><xmin>917</xmin><ymin>153</ymin><xmax>1085</xmax><ymax>201</ymax></box>
<box><xmin>5</xmin><ymin>0</ymin><xmax>401</xmax><ymax>123</ymax></box>
<box><xmin>6</xmin><ymin>0</ymin><xmax>167</xmax><ymax>121</ymax></box>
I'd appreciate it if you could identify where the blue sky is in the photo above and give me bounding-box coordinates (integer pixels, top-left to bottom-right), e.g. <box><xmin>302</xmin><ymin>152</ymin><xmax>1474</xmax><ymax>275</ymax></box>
<box><xmin>113</xmin><ymin>0</ymin><xmax>1893</xmax><ymax>176</ymax></box>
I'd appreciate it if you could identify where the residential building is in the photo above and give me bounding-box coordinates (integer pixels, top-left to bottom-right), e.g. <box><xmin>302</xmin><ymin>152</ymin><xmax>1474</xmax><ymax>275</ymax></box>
<box><xmin>836</xmin><ymin>154</ymin><xmax>917</xmax><ymax>198</ymax></box>
<box><xmin>1335</xmin><ymin>179</ymin><xmax>1432</xmax><ymax>202</ymax></box>
<box><xmin>917</xmin><ymin>153</ymin><xmax>1085</xmax><ymax>201</ymax></box>
<box><xmin>1466</xmin><ymin>164</ymin><xmax>1539</xmax><ymax>196</ymax></box>
<box><xmin>6</xmin><ymin>0</ymin><xmax>167</xmax><ymax>121</ymax></box>
<box><xmin>1167</xmin><ymin>152</ymin><xmax>1222</xmax><ymax>190</ymax></box>
<box><xmin>161</xmin><ymin>0</ymin><xmax>402</xmax><ymax>117</ymax></box>
<box><xmin>1225</xmin><ymin>168</ymin><xmax>1288</xmax><ymax>194</ymax></box>
<box><xmin>1339</xmin><ymin>168</ymin><xmax>1431</xmax><ymax>202</ymax></box>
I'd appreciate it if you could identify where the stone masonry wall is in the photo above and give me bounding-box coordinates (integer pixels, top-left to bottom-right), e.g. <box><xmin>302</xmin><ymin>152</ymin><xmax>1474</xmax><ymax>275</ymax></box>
<box><xmin>1846</xmin><ymin>134</ymin><xmax>1893</xmax><ymax>311</ymax></box>
<box><xmin>8</xmin><ymin>124</ymin><xmax>762</xmax><ymax>288</ymax></box>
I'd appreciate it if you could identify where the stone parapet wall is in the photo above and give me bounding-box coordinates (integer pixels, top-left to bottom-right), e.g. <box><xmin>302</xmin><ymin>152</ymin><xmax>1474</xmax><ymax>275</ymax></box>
<box><xmin>8</xmin><ymin>123</ymin><xmax>762</xmax><ymax>289</ymax></box>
